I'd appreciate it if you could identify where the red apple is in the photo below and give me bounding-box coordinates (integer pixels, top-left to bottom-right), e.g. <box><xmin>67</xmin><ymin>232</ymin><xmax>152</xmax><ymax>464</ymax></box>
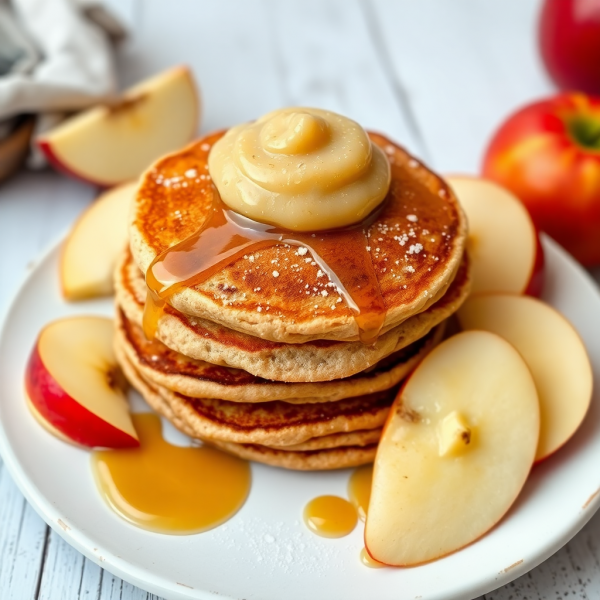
<box><xmin>482</xmin><ymin>93</ymin><xmax>600</xmax><ymax>265</ymax></box>
<box><xmin>539</xmin><ymin>0</ymin><xmax>600</xmax><ymax>95</ymax></box>
<box><xmin>25</xmin><ymin>316</ymin><xmax>139</xmax><ymax>448</ymax></box>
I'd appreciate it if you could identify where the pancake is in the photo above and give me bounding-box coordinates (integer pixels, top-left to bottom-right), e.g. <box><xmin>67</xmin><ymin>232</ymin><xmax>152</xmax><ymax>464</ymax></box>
<box><xmin>268</xmin><ymin>429</ymin><xmax>382</xmax><ymax>451</ymax></box>
<box><xmin>115</xmin><ymin>306</ymin><xmax>444</xmax><ymax>403</ymax></box>
<box><xmin>208</xmin><ymin>440</ymin><xmax>378</xmax><ymax>471</ymax></box>
<box><xmin>118</xmin><ymin>364</ymin><xmax>375</xmax><ymax>469</ymax></box>
<box><xmin>118</xmin><ymin>350</ymin><xmax>394</xmax><ymax>447</ymax></box>
<box><xmin>129</xmin><ymin>131</ymin><xmax>467</xmax><ymax>343</ymax></box>
<box><xmin>115</xmin><ymin>248</ymin><xmax>470</xmax><ymax>382</ymax></box>
<box><xmin>126</xmin><ymin>369</ymin><xmax>380</xmax><ymax>469</ymax></box>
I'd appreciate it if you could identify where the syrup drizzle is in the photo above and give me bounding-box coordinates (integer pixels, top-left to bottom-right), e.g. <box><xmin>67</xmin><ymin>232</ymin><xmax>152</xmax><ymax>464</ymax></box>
<box><xmin>360</xmin><ymin>547</ymin><xmax>385</xmax><ymax>568</ymax></box>
<box><xmin>303</xmin><ymin>495</ymin><xmax>358</xmax><ymax>538</ymax></box>
<box><xmin>91</xmin><ymin>413</ymin><xmax>251</xmax><ymax>534</ymax></box>
<box><xmin>143</xmin><ymin>195</ymin><xmax>387</xmax><ymax>344</ymax></box>
<box><xmin>348</xmin><ymin>464</ymin><xmax>373</xmax><ymax>521</ymax></box>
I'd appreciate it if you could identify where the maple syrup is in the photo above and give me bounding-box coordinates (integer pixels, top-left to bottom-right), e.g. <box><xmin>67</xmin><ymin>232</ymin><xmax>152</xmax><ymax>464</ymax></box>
<box><xmin>348</xmin><ymin>464</ymin><xmax>373</xmax><ymax>521</ymax></box>
<box><xmin>303</xmin><ymin>495</ymin><xmax>358</xmax><ymax>538</ymax></box>
<box><xmin>91</xmin><ymin>413</ymin><xmax>251</xmax><ymax>534</ymax></box>
<box><xmin>143</xmin><ymin>195</ymin><xmax>387</xmax><ymax>344</ymax></box>
<box><xmin>360</xmin><ymin>547</ymin><xmax>385</xmax><ymax>568</ymax></box>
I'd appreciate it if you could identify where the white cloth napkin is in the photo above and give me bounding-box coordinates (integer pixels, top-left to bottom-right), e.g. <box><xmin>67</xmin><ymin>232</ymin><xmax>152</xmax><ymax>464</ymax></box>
<box><xmin>0</xmin><ymin>0</ymin><xmax>125</xmax><ymax>165</ymax></box>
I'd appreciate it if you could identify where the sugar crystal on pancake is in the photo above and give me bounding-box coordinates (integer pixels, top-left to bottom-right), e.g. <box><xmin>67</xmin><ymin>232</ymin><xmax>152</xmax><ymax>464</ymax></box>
<box><xmin>115</xmin><ymin>107</ymin><xmax>469</xmax><ymax>469</ymax></box>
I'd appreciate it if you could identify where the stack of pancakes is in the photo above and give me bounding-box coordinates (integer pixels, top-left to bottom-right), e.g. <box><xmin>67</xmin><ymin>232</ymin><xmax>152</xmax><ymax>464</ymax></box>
<box><xmin>114</xmin><ymin>131</ymin><xmax>470</xmax><ymax>470</ymax></box>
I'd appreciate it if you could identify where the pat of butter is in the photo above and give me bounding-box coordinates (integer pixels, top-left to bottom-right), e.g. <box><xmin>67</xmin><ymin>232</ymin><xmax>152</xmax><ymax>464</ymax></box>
<box><xmin>208</xmin><ymin>107</ymin><xmax>391</xmax><ymax>231</ymax></box>
<box><xmin>438</xmin><ymin>410</ymin><xmax>472</xmax><ymax>457</ymax></box>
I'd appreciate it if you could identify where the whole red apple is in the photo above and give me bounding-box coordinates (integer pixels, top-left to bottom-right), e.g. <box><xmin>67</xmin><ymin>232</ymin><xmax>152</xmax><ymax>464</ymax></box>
<box><xmin>539</xmin><ymin>0</ymin><xmax>600</xmax><ymax>95</ymax></box>
<box><xmin>482</xmin><ymin>93</ymin><xmax>600</xmax><ymax>266</ymax></box>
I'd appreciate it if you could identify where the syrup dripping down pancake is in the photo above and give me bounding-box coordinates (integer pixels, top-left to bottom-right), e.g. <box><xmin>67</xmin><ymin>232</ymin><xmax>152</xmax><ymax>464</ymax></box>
<box><xmin>129</xmin><ymin>131</ymin><xmax>467</xmax><ymax>344</ymax></box>
<box><xmin>115</xmin><ymin>248</ymin><xmax>470</xmax><ymax>382</ymax></box>
<box><xmin>118</xmin><ymin>358</ymin><xmax>380</xmax><ymax>470</ymax></box>
<box><xmin>267</xmin><ymin>429</ymin><xmax>382</xmax><ymax>451</ymax></box>
<box><xmin>118</xmin><ymin>350</ymin><xmax>395</xmax><ymax>447</ymax></box>
<box><xmin>208</xmin><ymin>441</ymin><xmax>379</xmax><ymax>471</ymax></box>
<box><xmin>115</xmin><ymin>307</ymin><xmax>444</xmax><ymax>403</ymax></box>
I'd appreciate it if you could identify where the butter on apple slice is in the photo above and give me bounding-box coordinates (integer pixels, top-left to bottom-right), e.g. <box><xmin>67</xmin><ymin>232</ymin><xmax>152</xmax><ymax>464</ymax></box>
<box><xmin>364</xmin><ymin>331</ymin><xmax>539</xmax><ymax>567</ymax></box>
<box><xmin>438</xmin><ymin>410</ymin><xmax>472</xmax><ymax>457</ymax></box>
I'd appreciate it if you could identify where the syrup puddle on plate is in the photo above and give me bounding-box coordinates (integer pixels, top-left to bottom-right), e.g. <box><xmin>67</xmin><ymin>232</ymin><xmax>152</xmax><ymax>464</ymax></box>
<box><xmin>143</xmin><ymin>195</ymin><xmax>387</xmax><ymax>345</ymax></box>
<box><xmin>303</xmin><ymin>465</ymin><xmax>374</xmax><ymax>538</ymax></box>
<box><xmin>348</xmin><ymin>464</ymin><xmax>373</xmax><ymax>521</ymax></box>
<box><xmin>303</xmin><ymin>464</ymin><xmax>384</xmax><ymax>568</ymax></box>
<box><xmin>303</xmin><ymin>494</ymin><xmax>358</xmax><ymax>538</ymax></box>
<box><xmin>360</xmin><ymin>547</ymin><xmax>386</xmax><ymax>568</ymax></box>
<box><xmin>91</xmin><ymin>413</ymin><xmax>251</xmax><ymax>534</ymax></box>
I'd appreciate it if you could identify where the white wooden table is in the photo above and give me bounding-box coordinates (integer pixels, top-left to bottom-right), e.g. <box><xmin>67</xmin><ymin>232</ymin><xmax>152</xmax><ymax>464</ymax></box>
<box><xmin>1</xmin><ymin>1</ymin><xmax>600</xmax><ymax>598</ymax></box>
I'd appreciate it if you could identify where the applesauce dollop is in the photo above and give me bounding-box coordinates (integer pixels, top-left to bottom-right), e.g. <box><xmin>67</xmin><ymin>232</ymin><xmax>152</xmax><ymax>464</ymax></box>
<box><xmin>207</xmin><ymin>107</ymin><xmax>391</xmax><ymax>231</ymax></box>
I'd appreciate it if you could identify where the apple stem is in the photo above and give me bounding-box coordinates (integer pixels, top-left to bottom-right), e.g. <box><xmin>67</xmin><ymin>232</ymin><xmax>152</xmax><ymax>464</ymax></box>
<box><xmin>568</xmin><ymin>117</ymin><xmax>600</xmax><ymax>150</ymax></box>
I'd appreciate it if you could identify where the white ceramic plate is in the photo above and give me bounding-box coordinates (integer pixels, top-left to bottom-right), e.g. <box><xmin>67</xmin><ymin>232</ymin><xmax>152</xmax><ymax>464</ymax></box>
<box><xmin>0</xmin><ymin>235</ymin><xmax>599</xmax><ymax>600</ymax></box>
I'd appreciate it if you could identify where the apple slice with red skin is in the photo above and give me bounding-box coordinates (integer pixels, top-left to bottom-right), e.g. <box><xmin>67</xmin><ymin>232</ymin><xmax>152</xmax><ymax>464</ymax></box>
<box><xmin>25</xmin><ymin>316</ymin><xmax>139</xmax><ymax>448</ymax></box>
<box><xmin>25</xmin><ymin>394</ymin><xmax>86</xmax><ymax>449</ymax></box>
<box><xmin>446</xmin><ymin>176</ymin><xmax>544</xmax><ymax>296</ymax></box>
<box><xmin>37</xmin><ymin>66</ymin><xmax>199</xmax><ymax>187</ymax></box>
<box><xmin>457</xmin><ymin>294</ymin><xmax>592</xmax><ymax>462</ymax></box>
<box><xmin>365</xmin><ymin>331</ymin><xmax>539</xmax><ymax>567</ymax></box>
<box><xmin>61</xmin><ymin>181</ymin><xmax>137</xmax><ymax>301</ymax></box>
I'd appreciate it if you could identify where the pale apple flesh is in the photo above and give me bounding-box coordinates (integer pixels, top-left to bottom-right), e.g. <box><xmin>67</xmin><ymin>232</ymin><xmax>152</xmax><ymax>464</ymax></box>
<box><xmin>37</xmin><ymin>66</ymin><xmax>199</xmax><ymax>186</ymax></box>
<box><xmin>365</xmin><ymin>331</ymin><xmax>539</xmax><ymax>567</ymax></box>
<box><xmin>61</xmin><ymin>181</ymin><xmax>137</xmax><ymax>301</ymax></box>
<box><xmin>25</xmin><ymin>317</ymin><xmax>139</xmax><ymax>448</ymax></box>
<box><xmin>457</xmin><ymin>294</ymin><xmax>592</xmax><ymax>462</ymax></box>
<box><xmin>446</xmin><ymin>176</ymin><xmax>543</xmax><ymax>296</ymax></box>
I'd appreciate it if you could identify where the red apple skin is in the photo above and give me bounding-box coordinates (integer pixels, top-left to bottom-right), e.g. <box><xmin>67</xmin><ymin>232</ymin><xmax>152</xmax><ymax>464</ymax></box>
<box><xmin>524</xmin><ymin>233</ymin><xmax>545</xmax><ymax>297</ymax></box>
<box><xmin>25</xmin><ymin>343</ymin><xmax>139</xmax><ymax>449</ymax></box>
<box><xmin>482</xmin><ymin>93</ymin><xmax>600</xmax><ymax>266</ymax></box>
<box><xmin>539</xmin><ymin>0</ymin><xmax>600</xmax><ymax>95</ymax></box>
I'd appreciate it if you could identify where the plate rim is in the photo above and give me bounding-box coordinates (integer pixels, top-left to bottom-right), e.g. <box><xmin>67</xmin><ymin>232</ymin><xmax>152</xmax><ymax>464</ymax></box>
<box><xmin>0</xmin><ymin>233</ymin><xmax>599</xmax><ymax>600</ymax></box>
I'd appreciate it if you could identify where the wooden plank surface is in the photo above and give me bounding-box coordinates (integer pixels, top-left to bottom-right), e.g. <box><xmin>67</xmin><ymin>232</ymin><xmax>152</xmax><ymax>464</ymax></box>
<box><xmin>1</xmin><ymin>0</ymin><xmax>599</xmax><ymax>598</ymax></box>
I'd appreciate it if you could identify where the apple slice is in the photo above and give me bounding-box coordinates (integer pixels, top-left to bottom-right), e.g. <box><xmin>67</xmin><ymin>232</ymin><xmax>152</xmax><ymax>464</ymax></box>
<box><xmin>365</xmin><ymin>331</ymin><xmax>539</xmax><ymax>567</ymax></box>
<box><xmin>446</xmin><ymin>176</ymin><xmax>544</xmax><ymax>296</ymax></box>
<box><xmin>25</xmin><ymin>316</ymin><xmax>139</xmax><ymax>448</ymax></box>
<box><xmin>457</xmin><ymin>294</ymin><xmax>592</xmax><ymax>462</ymax></box>
<box><xmin>37</xmin><ymin>66</ymin><xmax>199</xmax><ymax>186</ymax></box>
<box><xmin>61</xmin><ymin>181</ymin><xmax>137</xmax><ymax>300</ymax></box>
<box><xmin>25</xmin><ymin>394</ymin><xmax>86</xmax><ymax>449</ymax></box>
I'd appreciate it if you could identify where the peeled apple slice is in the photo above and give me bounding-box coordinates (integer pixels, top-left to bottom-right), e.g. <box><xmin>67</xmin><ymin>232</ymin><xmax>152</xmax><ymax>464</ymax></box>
<box><xmin>446</xmin><ymin>176</ymin><xmax>543</xmax><ymax>296</ymax></box>
<box><xmin>61</xmin><ymin>181</ymin><xmax>137</xmax><ymax>300</ymax></box>
<box><xmin>457</xmin><ymin>294</ymin><xmax>592</xmax><ymax>461</ymax></box>
<box><xmin>365</xmin><ymin>331</ymin><xmax>539</xmax><ymax>567</ymax></box>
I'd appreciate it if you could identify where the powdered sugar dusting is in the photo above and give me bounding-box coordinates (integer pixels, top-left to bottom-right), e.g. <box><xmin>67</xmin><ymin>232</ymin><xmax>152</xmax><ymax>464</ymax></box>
<box><xmin>217</xmin><ymin>517</ymin><xmax>352</xmax><ymax>576</ymax></box>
